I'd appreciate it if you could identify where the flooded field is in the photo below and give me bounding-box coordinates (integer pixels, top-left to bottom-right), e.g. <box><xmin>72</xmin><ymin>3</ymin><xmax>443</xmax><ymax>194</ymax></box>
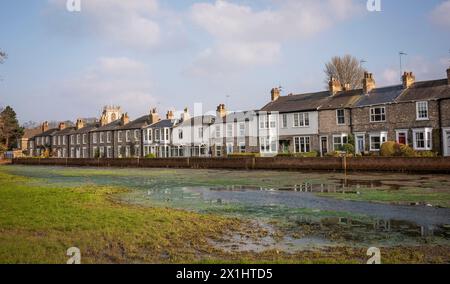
<box><xmin>4</xmin><ymin>165</ymin><xmax>450</xmax><ymax>257</ymax></box>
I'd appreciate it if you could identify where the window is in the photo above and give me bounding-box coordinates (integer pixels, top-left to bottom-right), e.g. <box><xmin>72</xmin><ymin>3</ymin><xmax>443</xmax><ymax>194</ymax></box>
<box><xmin>63</xmin><ymin>136</ymin><xmax>66</xmax><ymax>145</ymax></box>
<box><xmin>370</xmin><ymin>107</ymin><xmax>386</xmax><ymax>122</ymax></box>
<box><xmin>416</xmin><ymin>101</ymin><xmax>429</xmax><ymax>120</ymax></box>
<box><xmin>413</xmin><ymin>128</ymin><xmax>432</xmax><ymax>150</ymax></box>
<box><xmin>282</xmin><ymin>114</ymin><xmax>288</xmax><ymax>128</ymax></box>
<box><xmin>107</xmin><ymin>132</ymin><xmax>111</xmax><ymax>143</ymax></box>
<box><xmin>259</xmin><ymin>115</ymin><xmax>268</xmax><ymax>129</ymax></box>
<box><xmin>155</xmin><ymin>129</ymin><xmax>160</xmax><ymax>141</ymax></box>
<box><xmin>198</xmin><ymin>127</ymin><xmax>204</xmax><ymax>139</ymax></box>
<box><xmin>76</xmin><ymin>134</ymin><xmax>80</xmax><ymax>145</ymax></box>
<box><xmin>125</xmin><ymin>146</ymin><xmax>130</xmax><ymax>157</ymax></box>
<box><xmin>83</xmin><ymin>134</ymin><xmax>87</xmax><ymax>144</ymax></box>
<box><xmin>107</xmin><ymin>147</ymin><xmax>112</xmax><ymax>158</ymax></box>
<box><xmin>215</xmin><ymin>125</ymin><xmax>221</xmax><ymax>138</ymax></box>
<box><xmin>227</xmin><ymin>124</ymin><xmax>233</xmax><ymax>138</ymax></box>
<box><xmin>293</xmin><ymin>113</ymin><xmax>310</xmax><ymax>127</ymax></box>
<box><xmin>215</xmin><ymin>145</ymin><xmax>222</xmax><ymax>157</ymax></box>
<box><xmin>134</xmin><ymin>145</ymin><xmax>140</xmax><ymax>157</ymax></box>
<box><xmin>369</xmin><ymin>132</ymin><xmax>388</xmax><ymax>151</ymax></box>
<box><xmin>99</xmin><ymin>147</ymin><xmax>105</xmax><ymax>158</ymax></box>
<box><xmin>117</xmin><ymin>146</ymin><xmax>122</xmax><ymax>158</ymax></box>
<box><xmin>333</xmin><ymin>134</ymin><xmax>348</xmax><ymax>151</ymax></box>
<box><xmin>99</xmin><ymin>132</ymin><xmax>104</xmax><ymax>143</ymax></box>
<box><xmin>53</xmin><ymin>136</ymin><xmax>56</xmax><ymax>145</ymax></box>
<box><xmin>118</xmin><ymin>131</ymin><xmax>123</xmax><ymax>142</ymax></box>
<box><xmin>165</xmin><ymin>129</ymin><xmax>170</xmax><ymax>141</ymax></box>
<box><xmin>93</xmin><ymin>146</ymin><xmax>98</xmax><ymax>157</ymax></box>
<box><xmin>239</xmin><ymin>123</ymin><xmax>245</xmax><ymax>137</ymax></box>
<box><xmin>336</xmin><ymin>109</ymin><xmax>345</xmax><ymax>125</ymax></box>
<box><xmin>148</xmin><ymin>129</ymin><xmax>152</xmax><ymax>141</ymax></box>
<box><xmin>226</xmin><ymin>143</ymin><xmax>233</xmax><ymax>154</ymax></box>
<box><xmin>70</xmin><ymin>147</ymin><xmax>75</xmax><ymax>158</ymax></box>
<box><xmin>178</xmin><ymin>129</ymin><xmax>183</xmax><ymax>140</ymax></box>
<box><xmin>239</xmin><ymin>142</ymin><xmax>246</xmax><ymax>153</ymax></box>
<box><xmin>70</xmin><ymin>135</ymin><xmax>74</xmax><ymax>145</ymax></box>
<box><xmin>93</xmin><ymin>133</ymin><xmax>97</xmax><ymax>144</ymax></box>
<box><xmin>82</xmin><ymin>147</ymin><xmax>88</xmax><ymax>158</ymax></box>
<box><xmin>126</xmin><ymin>130</ymin><xmax>130</xmax><ymax>142</ymax></box>
<box><xmin>294</xmin><ymin>136</ymin><xmax>311</xmax><ymax>153</ymax></box>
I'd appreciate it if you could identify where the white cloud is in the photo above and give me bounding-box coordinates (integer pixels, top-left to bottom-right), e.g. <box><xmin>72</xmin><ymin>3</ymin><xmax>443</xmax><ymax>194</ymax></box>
<box><xmin>187</xmin><ymin>0</ymin><xmax>363</xmax><ymax>76</ymax></box>
<box><xmin>60</xmin><ymin>57</ymin><xmax>157</xmax><ymax>118</ymax></box>
<box><xmin>46</xmin><ymin>0</ymin><xmax>163</xmax><ymax>49</ymax></box>
<box><xmin>430</xmin><ymin>0</ymin><xmax>450</xmax><ymax>29</ymax></box>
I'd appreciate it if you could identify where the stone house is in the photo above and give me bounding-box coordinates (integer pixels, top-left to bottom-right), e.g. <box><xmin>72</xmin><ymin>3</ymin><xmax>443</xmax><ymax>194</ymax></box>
<box><xmin>18</xmin><ymin>126</ymin><xmax>41</xmax><ymax>155</ymax></box>
<box><xmin>318</xmin><ymin>79</ymin><xmax>363</xmax><ymax>156</ymax></box>
<box><xmin>142</xmin><ymin>110</ymin><xmax>178</xmax><ymax>158</ymax></box>
<box><xmin>260</xmin><ymin>88</ymin><xmax>328</xmax><ymax>155</ymax></box>
<box><xmin>392</xmin><ymin>69</ymin><xmax>450</xmax><ymax>155</ymax></box>
<box><xmin>68</xmin><ymin>120</ymin><xmax>97</xmax><ymax>158</ymax></box>
<box><xmin>90</xmin><ymin>119</ymin><xmax>121</xmax><ymax>159</ymax></box>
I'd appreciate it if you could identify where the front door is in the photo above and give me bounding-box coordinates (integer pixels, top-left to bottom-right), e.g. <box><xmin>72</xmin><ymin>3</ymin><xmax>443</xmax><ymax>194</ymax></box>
<box><xmin>446</xmin><ymin>131</ymin><xmax>450</xmax><ymax>157</ymax></box>
<box><xmin>320</xmin><ymin>137</ymin><xmax>328</xmax><ymax>156</ymax></box>
<box><xmin>356</xmin><ymin>135</ymin><xmax>365</xmax><ymax>154</ymax></box>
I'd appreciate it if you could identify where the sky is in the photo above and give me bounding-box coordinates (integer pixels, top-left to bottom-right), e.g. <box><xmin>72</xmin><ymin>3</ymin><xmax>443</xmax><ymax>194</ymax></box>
<box><xmin>0</xmin><ymin>0</ymin><xmax>450</xmax><ymax>124</ymax></box>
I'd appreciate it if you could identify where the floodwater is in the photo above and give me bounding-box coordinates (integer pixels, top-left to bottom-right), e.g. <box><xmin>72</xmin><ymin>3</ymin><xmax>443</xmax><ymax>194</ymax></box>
<box><xmin>4</xmin><ymin>165</ymin><xmax>450</xmax><ymax>252</ymax></box>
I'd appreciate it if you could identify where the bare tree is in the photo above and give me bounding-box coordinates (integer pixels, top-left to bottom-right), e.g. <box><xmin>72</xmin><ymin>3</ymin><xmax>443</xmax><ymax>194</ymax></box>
<box><xmin>0</xmin><ymin>50</ymin><xmax>6</xmax><ymax>64</ymax></box>
<box><xmin>324</xmin><ymin>55</ymin><xmax>366</xmax><ymax>90</ymax></box>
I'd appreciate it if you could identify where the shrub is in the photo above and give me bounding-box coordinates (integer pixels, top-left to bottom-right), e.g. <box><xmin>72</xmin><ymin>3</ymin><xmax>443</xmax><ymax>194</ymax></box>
<box><xmin>145</xmin><ymin>153</ymin><xmax>156</xmax><ymax>159</ymax></box>
<box><xmin>228</xmin><ymin>153</ymin><xmax>260</xmax><ymax>157</ymax></box>
<box><xmin>398</xmin><ymin>144</ymin><xmax>415</xmax><ymax>157</ymax></box>
<box><xmin>415</xmin><ymin>151</ymin><xmax>438</xmax><ymax>157</ymax></box>
<box><xmin>277</xmin><ymin>151</ymin><xmax>318</xmax><ymax>158</ymax></box>
<box><xmin>341</xmin><ymin>143</ymin><xmax>355</xmax><ymax>154</ymax></box>
<box><xmin>380</xmin><ymin>141</ymin><xmax>397</xmax><ymax>157</ymax></box>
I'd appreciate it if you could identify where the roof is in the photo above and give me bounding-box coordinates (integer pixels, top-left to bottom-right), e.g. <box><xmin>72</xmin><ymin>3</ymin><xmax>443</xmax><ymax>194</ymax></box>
<box><xmin>71</xmin><ymin>123</ymin><xmax>98</xmax><ymax>134</ymax></box>
<box><xmin>355</xmin><ymin>85</ymin><xmax>404</xmax><ymax>107</ymax></box>
<box><xmin>214</xmin><ymin>110</ymin><xmax>259</xmax><ymax>124</ymax></box>
<box><xmin>34</xmin><ymin>128</ymin><xmax>59</xmax><ymax>138</ymax></box>
<box><xmin>147</xmin><ymin>119</ymin><xmax>177</xmax><ymax>129</ymax></box>
<box><xmin>91</xmin><ymin>120</ymin><xmax>122</xmax><ymax>132</ymax></box>
<box><xmin>396</xmin><ymin>79</ymin><xmax>450</xmax><ymax>102</ymax></box>
<box><xmin>173</xmin><ymin>115</ymin><xmax>215</xmax><ymax>128</ymax></box>
<box><xmin>51</xmin><ymin>127</ymin><xmax>77</xmax><ymax>136</ymax></box>
<box><xmin>22</xmin><ymin>127</ymin><xmax>42</xmax><ymax>139</ymax></box>
<box><xmin>260</xmin><ymin>91</ymin><xmax>330</xmax><ymax>113</ymax></box>
<box><xmin>117</xmin><ymin>115</ymin><xmax>151</xmax><ymax>130</ymax></box>
<box><xmin>319</xmin><ymin>89</ymin><xmax>363</xmax><ymax>110</ymax></box>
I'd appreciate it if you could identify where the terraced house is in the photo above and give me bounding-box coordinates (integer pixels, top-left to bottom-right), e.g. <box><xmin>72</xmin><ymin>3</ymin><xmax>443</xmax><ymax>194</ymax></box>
<box><xmin>28</xmin><ymin>121</ymin><xmax>59</xmax><ymax>157</ymax></box>
<box><xmin>52</xmin><ymin>122</ymin><xmax>75</xmax><ymax>158</ymax></box>
<box><xmin>89</xmin><ymin>107</ymin><xmax>123</xmax><ymax>158</ymax></box>
<box><xmin>142</xmin><ymin>110</ymin><xmax>178</xmax><ymax>158</ymax></box>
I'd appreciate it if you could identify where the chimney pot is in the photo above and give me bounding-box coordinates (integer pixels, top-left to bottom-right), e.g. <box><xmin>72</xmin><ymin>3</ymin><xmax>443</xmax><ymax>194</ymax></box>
<box><xmin>41</xmin><ymin>121</ymin><xmax>49</xmax><ymax>132</ymax></box>
<box><xmin>216</xmin><ymin>104</ymin><xmax>227</xmax><ymax>118</ymax></box>
<box><xmin>402</xmin><ymin>71</ymin><xmax>415</xmax><ymax>89</ymax></box>
<box><xmin>271</xmin><ymin>88</ymin><xmax>280</xmax><ymax>101</ymax></box>
<box><xmin>121</xmin><ymin>113</ymin><xmax>129</xmax><ymax>125</ymax></box>
<box><xmin>166</xmin><ymin>110</ymin><xmax>174</xmax><ymax>120</ymax></box>
<box><xmin>329</xmin><ymin>77</ymin><xmax>343</xmax><ymax>96</ymax></box>
<box><xmin>58</xmin><ymin>122</ymin><xmax>66</xmax><ymax>131</ymax></box>
<box><xmin>363</xmin><ymin>72</ymin><xmax>376</xmax><ymax>94</ymax></box>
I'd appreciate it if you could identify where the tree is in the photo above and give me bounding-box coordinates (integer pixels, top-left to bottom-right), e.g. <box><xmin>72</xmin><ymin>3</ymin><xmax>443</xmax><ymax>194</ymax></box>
<box><xmin>324</xmin><ymin>55</ymin><xmax>366</xmax><ymax>90</ymax></box>
<box><xmin>0</xmin><ymin>106</ymin><xmax>24</xmax><ymax>150</ymax></box>
<box><xmin>0</xmin><ymin>50</ymin><xmax>6</xmax><ymax>64</ymax></box>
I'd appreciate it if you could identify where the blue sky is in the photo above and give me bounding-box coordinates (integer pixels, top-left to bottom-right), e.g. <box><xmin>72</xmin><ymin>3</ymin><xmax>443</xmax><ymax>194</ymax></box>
<box><xmin>0</xmin><ymin>0</ymin><xmax>449</xmax><ymax>124</ymax></box>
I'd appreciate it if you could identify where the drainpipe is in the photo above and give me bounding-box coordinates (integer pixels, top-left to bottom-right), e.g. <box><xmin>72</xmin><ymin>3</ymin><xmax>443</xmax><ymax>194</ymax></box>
<box><xmin>438</xmin><ymin>99</ymin><xmax>443</xmax><ymax>156</ymax></box>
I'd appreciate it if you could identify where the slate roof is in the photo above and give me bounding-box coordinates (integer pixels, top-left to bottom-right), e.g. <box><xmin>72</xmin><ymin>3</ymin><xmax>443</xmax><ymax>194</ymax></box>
<box><xmin>91</xmin><ymin>120</ymin><xmax>122</xmax><ymax>132</ymax></box>
<box><xmin>34</xmin><ymin>128</ymin><xmax>59</xmax><ymax>138</ymax></box>
<box><xmin>260</xmin><ymin>91</ymin><xmax>330</xmax><ymax>113</ymax></box>
<box><xmin>51</xmin><ymin>127</ymin><xmax>77</xmax><ymax>137</ymax></box>
<box><xmin>23</xmin><ymin>127</ymin><xmax>42</xmax><ymax>139</ymax></box>
<box><xmin>396</xmin><ymin>79</ymin><xmax>450</xmax><ymax>102</ymax></box>
<box><xmin>319</xmin><ymin>89</ymin><xmax>363</xmax><ymax>110</ymax></box>
<box><xmin>174</xmin><ymin>115</ymin><xmax>215</xmax><ymax>128</ymax></box>
<box><xmin>354</xmin><ymin>85</ymin><xmax>404</xmax><ymax>108</ymax></box>
<box><xmin>72</xmin><ymin>123</ymin><xmax>98</xmax><ymax>135</ymax></box>
<box><xmin>147</xmin><ymin>119</ymin><xmax>178</xmax><ymax>129</ymax></box>
<box><xmin>117</xmin><ymin>115</ymin><xmax>152</xmax><ymax>130</ymax></box>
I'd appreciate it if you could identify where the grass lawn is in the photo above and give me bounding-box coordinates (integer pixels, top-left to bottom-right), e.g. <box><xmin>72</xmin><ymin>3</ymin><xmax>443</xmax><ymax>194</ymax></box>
<box><xmin>0</xmin><ymin>166</ymin><xmax>449</xmax><ymax>264</ymax></box>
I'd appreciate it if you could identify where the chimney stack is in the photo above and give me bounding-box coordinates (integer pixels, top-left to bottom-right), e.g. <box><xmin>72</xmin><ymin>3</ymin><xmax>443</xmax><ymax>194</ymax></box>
<box><xmin>447</xmin><ymin>67</ymin><xmax>450</xmax><ymax>85</ymax></box>
<box><xmin>121</xmin><ymin>113</ymin><xmax>129</xmax><ymax>125</ymax></box>
<box><xmin>41</xmin><ymin>121</ymin><xmax>49</xmax><ymax>132</ymax></box>
<box><xmin>363</xmin><ymin>72</ymin><xmax>376</xmax><ymax>94</ymax></box>
<box><xmin>58</xmin><ymin>122</ymin><xmax>66</xmax><ymax>131</ymax></box>
<box><xmin>181</xmin><ymin>107</ymin><xmax>191</xmax><ymax>122</ymax></box>
<box><xmin>149</xmin><ymin>108</ymin><xmax>160</xmax><ymax>124</ymax></box>
<box><xmin>216</xmin><ymin>104</ymin><xmax>227</xmax><ymax>118</ymax></box>
<box><xmin>402</xmin><ymin>71</ymin><xmax>415</xmax><ymax>89</ymax></box>
<box><xmin>75</xmin><ymin>119</ymin><xmax>84</xmax><ymax>130</ymax></box>
<box><xmin>271</xmin><ymin>88</ymin><xmax>281</xmax><ymax>102</ymax></box>
<box><xmin>100</xmin><ymin>114</ymin><xmax>108</xmax><ymax>126</ymax></box>
<box><xmin>166</xmin><ymin>110</ymin><xmax>174</xmax><ymax>120</ymax></box>
<box><xmin>329</xmin><ymin>77</ymin><xmax>343</xmax><ymax>96</ymax></box>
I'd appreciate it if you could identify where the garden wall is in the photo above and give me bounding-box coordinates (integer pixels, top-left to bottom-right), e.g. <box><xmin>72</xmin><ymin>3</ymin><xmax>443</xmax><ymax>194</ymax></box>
<box><xmin>11</xmin><ymin>157</ymin><xmax>450</xmax><ymax>173</ymax></box>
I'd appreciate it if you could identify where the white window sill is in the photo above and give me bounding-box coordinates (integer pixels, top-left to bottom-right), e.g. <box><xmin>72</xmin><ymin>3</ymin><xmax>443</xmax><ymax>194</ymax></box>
<box><xmin>416</xmin><ymin>118</ymin><xmax>429</xmax><ymax>121</ymax></box>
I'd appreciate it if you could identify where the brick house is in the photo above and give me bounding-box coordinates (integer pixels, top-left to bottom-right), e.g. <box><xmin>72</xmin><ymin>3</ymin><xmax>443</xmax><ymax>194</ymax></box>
<box><xmin>52</xmin><ymin>122</ymin><xmax>75</xmax><ymax>158</ymax></box>
<box><xmin>28</xmin><ymin>122</ymin><xmax>59</xmax><ymax>157</ymax></box>
<box><xmin>318</xmin><ymin>78</ymin><xmax>363</xmax><ymax>156</ymax></box>
<box><xmin>260</xmin><ymin>88</ymin><xmax>328</xmax><ymax>155</ymax></box>
<box><xmin>115</xmin><ymin>113</ymin><xmax>156</xmax><ymax>158</ymax></box>
<box><xmin>68</xmin><ymin>119</ymin><xmax>97</xmax><ymax>158</ymax></box>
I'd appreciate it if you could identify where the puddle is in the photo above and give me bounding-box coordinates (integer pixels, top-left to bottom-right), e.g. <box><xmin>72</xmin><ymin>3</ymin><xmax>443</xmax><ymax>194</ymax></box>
<box><xmin>4</xmin><ymin>165</ymin><xmax>450</xmax><ymax>253</ymax></box>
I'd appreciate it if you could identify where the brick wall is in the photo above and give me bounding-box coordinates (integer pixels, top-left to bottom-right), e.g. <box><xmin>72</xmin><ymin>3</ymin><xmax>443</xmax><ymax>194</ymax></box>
<box><xmin>12</xmin><ymin>157</ymin><xmax>450</xmax><ymax>173</ymax></box>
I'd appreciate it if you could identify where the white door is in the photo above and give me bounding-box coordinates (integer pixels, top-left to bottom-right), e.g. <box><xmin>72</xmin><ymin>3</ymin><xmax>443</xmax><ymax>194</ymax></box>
<box><xmin>356</xmin><ymin>135</ymin><xmax>365</xmax><ymax>154</ymax></box>
<box><xmin>446</xmin><ymin>131</ymin><xmax>450</xmax><ymax>157</ymax></box>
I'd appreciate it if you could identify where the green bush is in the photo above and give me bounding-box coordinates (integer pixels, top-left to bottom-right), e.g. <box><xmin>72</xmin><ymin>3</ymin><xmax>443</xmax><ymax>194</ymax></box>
<box><xmin>398</xmin><ymin>144</ymin><xmax>415</xmax><ymax>157</ymax></box>
<box><xmin>415</xmin><ymin>151</ymin><xmax>438</xmax><ymax>157</ymax></box>
<box><xmin>278</xmin><ymin>151</ymin><xmax>319</xmax><ymax>158</ymax></box>
<box><xmin>341</xmin><ymin>143</ymin><xmax>355</xmax><ymax>154</ymax></box>
<box><xmin>145</xmin><ymin>153</ymin><xmax>156</xmax><ymax>159</ymax></box>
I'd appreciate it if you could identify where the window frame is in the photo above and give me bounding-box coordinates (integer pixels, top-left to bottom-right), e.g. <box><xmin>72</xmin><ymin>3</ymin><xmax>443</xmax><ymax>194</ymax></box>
<box><xmin>370</xmin><ymin>107</ymin><xmax>386</xmax><ymax>123</ymax></box>
<box><xmin>416</xmin><ymin>101</ymin><xmax>429</xmax><ymax>121</ymax></box>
